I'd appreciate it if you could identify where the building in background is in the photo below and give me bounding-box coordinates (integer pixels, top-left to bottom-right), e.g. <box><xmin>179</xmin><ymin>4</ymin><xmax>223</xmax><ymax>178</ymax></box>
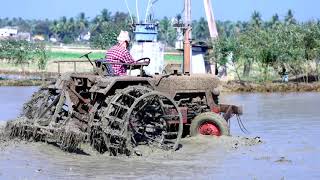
<box><xmin>0</xmin><ymin>27</ymin><xmax>18</xmax><ymax>39</ymax></box>
<box><xmin>0</xmin><ymin>27</ymin><xmax>31</xmax><ymax>41</ymax></box>
<box><xmin>17</xmin><ymin>32</ymin><xmax>31</xmax><ymax>41</ymax></box>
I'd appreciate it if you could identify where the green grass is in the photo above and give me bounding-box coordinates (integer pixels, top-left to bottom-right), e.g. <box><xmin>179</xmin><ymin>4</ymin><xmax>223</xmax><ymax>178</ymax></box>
<box><xmin>48</xmin><ymin>51</ymin><xmax>183</xmax><ymax>63</ymax></box>
<box><xmin>0</xmin><ymin>51</ymin><xmax>183</xmax><ymax>73</ymax></box>
<box><xmin>48</xmin><ymin>51</ymin><xmax>105</xmax><ymax>60</ymax></box>
<box><xmin>164</xmin><ymin>55</ymin><xmax>183</xmax><ymax>63</ymax></box>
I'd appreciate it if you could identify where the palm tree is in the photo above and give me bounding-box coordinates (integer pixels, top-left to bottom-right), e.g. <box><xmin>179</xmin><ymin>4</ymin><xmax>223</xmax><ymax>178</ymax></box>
<box><xmin>68</xmin><ymin>17</ymin><xmax>76</xmax><ymax>33</ymax></box>
<box><xmin>113</xmin><ymin>12</ymin><xmax>129</xmax><ymax>23</ymax></box>
<box><xmin>76</xmin><ymin>12</ymin><xmax>89</xmax><ymax>34</ymax></box>
<box><xmin>50</xmin><ymin>20</ymin><xmax>58</xmax><ymax>35</ymax></box>
<box><xmin>251</xmin><ymin>11</ymin><xmax>262</xmax><ymax>28</ymax></box>
<box><xmin>285</xmin><ymin>9</ymin><xmax>296</xmax><ymax>25</ymax></box>
<box><xmin>268</xmin><ymin>13</ymin><xmax>281</xmax><ymax>28</ymax></box>
<box><xmin>92</xmin><ymin>9</ymin><xmax>112</xmax><ymax>34</ymax></box>
<box><xmin>100</xmin><ymin>9</ymin><xmax>112</xmax><ymax>22</ymax></box>
<box><xmin>271</xmin><ymin>14</ymin><xmax>280</xmax><ymax>24</ymax></box>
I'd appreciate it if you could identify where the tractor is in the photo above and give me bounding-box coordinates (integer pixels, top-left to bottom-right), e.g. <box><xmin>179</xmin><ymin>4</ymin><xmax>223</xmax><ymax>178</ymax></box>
<box><xmin>7</xmin><ymin>52</ymin><xmax>242</xmax><ymax>156</ymax></box>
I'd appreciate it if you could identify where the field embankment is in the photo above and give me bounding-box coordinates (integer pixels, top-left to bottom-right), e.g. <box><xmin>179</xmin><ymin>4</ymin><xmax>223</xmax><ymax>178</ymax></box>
<box><xmin>1</xmin><ymin>73</ymin><xmax>320</xmax><ymax>93</ymax></box>
<box><xmin>2</xmin><ymin>47</ymin><xmax>320</xmax><ymax>92</ymax></box>
<box><xmin>223</xmin><ymin>81</ymin><xmax>320</xmax><ymax>92</ymax></box>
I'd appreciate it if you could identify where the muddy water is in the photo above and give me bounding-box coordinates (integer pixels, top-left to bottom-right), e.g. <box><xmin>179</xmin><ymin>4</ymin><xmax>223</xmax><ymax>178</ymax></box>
<box><xmin>0</xmin><ymin>86</ymin><xmax>38</xmax><ymax>122</ymax></box>
<box><xmin>0</xmin><ymin>87</ymin><xmax>320</xmax><ymax>180</ymax></box>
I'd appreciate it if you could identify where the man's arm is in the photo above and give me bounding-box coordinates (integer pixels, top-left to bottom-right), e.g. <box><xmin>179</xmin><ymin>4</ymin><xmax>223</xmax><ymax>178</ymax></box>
<box><xmin>123</xmin><ymin>50</ymin><xmax>136</xmax><ymax>64</ymax></box>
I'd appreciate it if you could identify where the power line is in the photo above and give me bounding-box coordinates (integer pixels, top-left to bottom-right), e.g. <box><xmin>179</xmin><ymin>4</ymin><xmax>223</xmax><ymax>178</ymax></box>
<box><xmin>124</xmin><ymin>0</ymin><xmax>134</xmax><ymax>24</ymax></box>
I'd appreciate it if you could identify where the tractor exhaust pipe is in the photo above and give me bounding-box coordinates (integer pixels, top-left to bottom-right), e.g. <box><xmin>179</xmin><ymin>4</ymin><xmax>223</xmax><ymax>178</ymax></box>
<box><xmin>183</xmin><ymin>0</ymin><xmax>192</xmax><ymax>74</ymax></box>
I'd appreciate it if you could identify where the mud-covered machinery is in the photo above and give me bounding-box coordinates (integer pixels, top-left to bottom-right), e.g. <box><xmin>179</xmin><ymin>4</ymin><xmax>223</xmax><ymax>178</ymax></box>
<box><xmin>7</xmin><ymin>53</ymin><xmax>242</xmax><ymax>156</ymax></box>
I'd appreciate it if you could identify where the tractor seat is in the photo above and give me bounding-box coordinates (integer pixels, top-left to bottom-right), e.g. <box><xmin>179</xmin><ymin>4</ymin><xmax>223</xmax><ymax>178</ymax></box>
<box><xmin>95</xmin><ymin>59</ymin><xmax>115</xmax><ymax>76</ymax></box>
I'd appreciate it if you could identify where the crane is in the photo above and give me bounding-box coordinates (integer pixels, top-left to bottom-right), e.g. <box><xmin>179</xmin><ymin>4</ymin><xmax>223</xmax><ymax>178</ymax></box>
<box><xmin>183</xmin><ymin>0</ymin><xmax>218</xmax><ymax>74</ymax></box>
<box><xmin>203</xmin><ymin>0</ymin><xmax>219</xmax><ymax>39</ymax></box>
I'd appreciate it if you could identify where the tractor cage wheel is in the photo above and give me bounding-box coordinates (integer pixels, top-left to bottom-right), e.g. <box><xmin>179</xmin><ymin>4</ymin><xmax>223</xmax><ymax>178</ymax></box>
<box><xmin>99</xmin><ymin>86</ymin><xmax>183</xmax><ymax>156</ymax></box>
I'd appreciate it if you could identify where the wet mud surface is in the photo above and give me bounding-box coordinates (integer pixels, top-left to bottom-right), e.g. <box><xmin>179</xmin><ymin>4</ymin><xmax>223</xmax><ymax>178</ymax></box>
<box><xmin>0</xmin><ymin>128</ymin><xmax>261</xmax><ymax>180</ymax></box>
<box><xmin>0</xmin><ymin>87</ymin><xmax>320</xmax><ymax>179</ymax></box>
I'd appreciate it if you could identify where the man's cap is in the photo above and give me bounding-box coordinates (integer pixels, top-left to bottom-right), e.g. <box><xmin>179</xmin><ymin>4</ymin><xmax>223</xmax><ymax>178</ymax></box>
<box><xmin>117</xmin><ymin>30</ymin><xmax>130</xmax><ymax>42</ymax></box>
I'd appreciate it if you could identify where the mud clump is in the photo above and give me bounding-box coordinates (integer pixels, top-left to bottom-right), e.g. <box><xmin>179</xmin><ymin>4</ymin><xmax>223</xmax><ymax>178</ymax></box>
<box><xmin>5</xmin><ymin>118</ymin><xmax>86</xmax><ymax>153</ymax></box>
<box><xmin>175</xmin><ymin>135</ymin><xmax>263</xmax><ymax>156</ymax></box>
<box><xmin>275</xmin><ymin>157</ymin><xmax>292</xmax><ymax>164</ymax></box>
<box><xmin>0</xmin><ymin>122</ymin><xmax>6</xmax><ymax>143</ymax></box>
<box><xmin>231</xmin><ymin>136</ymin><xmax>263</xmax><ymax>149</ymax></box>
<box><xmin>0</xmin><ymin>122</ymin><xmax>10</xmax><ymax>151</ymax></box>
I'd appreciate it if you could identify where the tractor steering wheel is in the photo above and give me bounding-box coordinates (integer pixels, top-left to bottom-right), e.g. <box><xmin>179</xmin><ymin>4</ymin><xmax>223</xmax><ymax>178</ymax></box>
<box><xmin>136</xmin><ymin>57</ymin><xmax>151</xmax><ymax>64</ymax></box>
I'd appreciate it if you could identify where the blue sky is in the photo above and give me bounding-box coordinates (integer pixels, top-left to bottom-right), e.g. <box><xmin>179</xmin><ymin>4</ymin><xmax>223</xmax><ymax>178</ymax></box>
<box><xmin>0</xmin><ymin>0</ymin><xmax>319</xmax><ymax>21</ymax></box>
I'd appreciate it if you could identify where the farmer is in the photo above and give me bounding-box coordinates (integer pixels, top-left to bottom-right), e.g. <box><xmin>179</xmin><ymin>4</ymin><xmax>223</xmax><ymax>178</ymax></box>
<box><xmin>280</xmin><ymin>65</ymin><xmax>289</xmax><ymax>83</ymax></box>
<box><xmin>105</xmin><ymin>30</ymin><xmax>136</xmax><ymax>76</ymax></box>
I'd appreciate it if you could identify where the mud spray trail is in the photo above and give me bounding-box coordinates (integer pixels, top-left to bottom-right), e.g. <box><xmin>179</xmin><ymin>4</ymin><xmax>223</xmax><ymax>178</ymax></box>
<box><xmin>0</xmin><ymin>87</ymin><xmax>320</xmax><ymax>179</ymax></box>
<box><xmin>0</xmin><ymin>125</ymin><xmax>261</xmax><ymax>180</ymax></box>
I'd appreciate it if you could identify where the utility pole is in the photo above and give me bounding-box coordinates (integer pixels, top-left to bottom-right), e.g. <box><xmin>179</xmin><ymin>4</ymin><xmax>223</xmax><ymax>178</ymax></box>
<box><xmin>183</xmin><ymin>0</ymin><xmax>192</xmax><ymax>74</ymax></box>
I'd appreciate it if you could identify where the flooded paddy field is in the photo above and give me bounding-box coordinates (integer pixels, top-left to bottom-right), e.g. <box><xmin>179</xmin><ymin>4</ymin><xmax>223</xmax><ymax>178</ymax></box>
<box><xmin>0</xmin><ymin>87</ymin><xmax>319</xmax><ymax>180</ymax></box>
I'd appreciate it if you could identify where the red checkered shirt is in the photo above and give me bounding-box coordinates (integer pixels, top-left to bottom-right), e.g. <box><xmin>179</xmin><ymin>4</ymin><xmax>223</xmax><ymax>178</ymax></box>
<box><xmin>106</xmin><ymin>44</ymin><xmax>135</xmax><ymax>76</ymax></box>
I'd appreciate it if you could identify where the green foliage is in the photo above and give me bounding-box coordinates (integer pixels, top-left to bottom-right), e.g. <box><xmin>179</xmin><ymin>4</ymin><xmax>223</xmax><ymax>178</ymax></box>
<box><xmin>90</xmin><ymin>22</ymin><xmax>128</xmax><ymax>49</ymax></box>
<box><xmin>285</xmin><ymin>9</ymin><xmax>297</xmax><ymax>25</ymax></box>
<box><xmin>158</xmin><ymin>17</ymin><xmax>177</xmax><ymax>46</ymax></box>
<box><xmin>33</xmin><ymin>20</ymin><xmax>51</xmax><ymax>38</ymax></box>
<box><xmin>212</xmin><ymin>10</ymin><xmax>320</xmax><ymax>82</ymax></box>
<box><xmin>193</xmin><ymin>17</ymin><xmax>210</xmax><ymax>41</ymax></box>
<box><xmin>89</xmin><ymin>9</ymin><xmax>130</xmax><ymax>49</ymax></box>
<box><xmin>250</xmin><ymin>11</ymin><xmax>262</xmax><ymax>28</ymax></box>
<box><xmin>0</xmin><ymin>40</ymin><xmax>48</xmax><ymax>70</ymax></box>
<box><xmin>34</xmin><ymin>43</ymin><xmax>48</xmax><ymax>70</ymax></box>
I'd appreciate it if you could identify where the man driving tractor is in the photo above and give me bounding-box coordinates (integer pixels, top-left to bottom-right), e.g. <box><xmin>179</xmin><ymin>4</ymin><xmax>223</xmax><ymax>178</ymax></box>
<box><xmin>105</xmin><ymin>30</ymin><xmax>137</xmax><ymax>76</ymax></box>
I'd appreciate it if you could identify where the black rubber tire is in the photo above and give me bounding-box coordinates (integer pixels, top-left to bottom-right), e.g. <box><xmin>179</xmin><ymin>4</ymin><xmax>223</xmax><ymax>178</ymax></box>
<box><xmin>190</xmin><ymin>112</ymin><xmax>230</xmax><ymax>136</ymax></box>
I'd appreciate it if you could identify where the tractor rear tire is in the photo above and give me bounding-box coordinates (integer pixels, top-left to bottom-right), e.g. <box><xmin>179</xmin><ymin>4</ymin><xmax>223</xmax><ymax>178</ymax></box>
<box><xmin>190</xmin><ymin>112</ymin><xmax>230</xmax><ymax>137</ymax></box>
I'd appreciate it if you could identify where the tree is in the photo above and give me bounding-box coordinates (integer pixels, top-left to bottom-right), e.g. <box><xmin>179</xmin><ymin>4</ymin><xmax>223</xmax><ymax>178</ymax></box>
<box><xmin>101</xmin><ymin>9</ymin><xmax>112</xmax><ymax>22</ymax></box>
<box><xmin>193</xmin><ymin>17</ymin><xmax>210</xmax><ymax>41</ymax></box>
<box><xmin>33</xmin><ymin>20</ymin><xmax>51</xmax><ymax>38</ymax></box>
<box><xmin>301</xmin><ymin>21</ymin><xmax>320</xmax><ymax>62</ymax></box>
<box><xmin>0</xmin><ymin>40</ymin><xmax>48</xmax><ymax>70</ymax></box>
<box><xmin>241</xmin><ymin>11</ymin><xmax>263</xmax><ymax>77</ymax></box>
<box><xmin>113</xmin><ymin>12</ymin><xmax>129</xmax><ymax>23</ymax></box>
<box><xmin>90</xmin><ymin>22</ymin><xmax>127</xmax><ymax>49</ymax></box>
<box><xmin>212</xmin><ymin>35</ymin><xmax>244</xmax><ymax>82</ymax></box>
<box><xmin>158</xmin><ymin>16</ymin><xmax>176</xmax><ymax>46</ymax></box>
<box><xmin>251</xmin><ymin>11</ymin><xmax>262</xmax><ymax>28</ymax></box>
<box><xmin>285</xmin><ymin>9</ymin><xmax>297</xmax><ymax>25</ymax></box>
<box><xmin>76</xmin><ymin>12</ymin><xmax>89</xmax><ymax>35</ymax></box>
<box><xmin>93</xmin><ymin>9</ymin><xmax>112</xmax><ymax>24</ymax></box>
<box><xmin>268</xmin><ymin>14</ymin><xmax>281</xmax><ymax>28</ymax></box>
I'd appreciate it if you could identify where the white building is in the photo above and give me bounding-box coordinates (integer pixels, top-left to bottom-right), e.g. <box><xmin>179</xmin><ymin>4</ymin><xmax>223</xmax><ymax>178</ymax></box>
<box><xmin>77</xmin><ymin>32</ymin><xmax>91</xmax><ymax>42</ymax></box>
<box><xmin>0</xmin><ymin>27</ymin><xmax>18</xmax><ymax>38</ymax></box>
<box><xmin>17</xmin><ymin>32</ymin><xmax>31</xmax><ymax>41</ymax></box>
